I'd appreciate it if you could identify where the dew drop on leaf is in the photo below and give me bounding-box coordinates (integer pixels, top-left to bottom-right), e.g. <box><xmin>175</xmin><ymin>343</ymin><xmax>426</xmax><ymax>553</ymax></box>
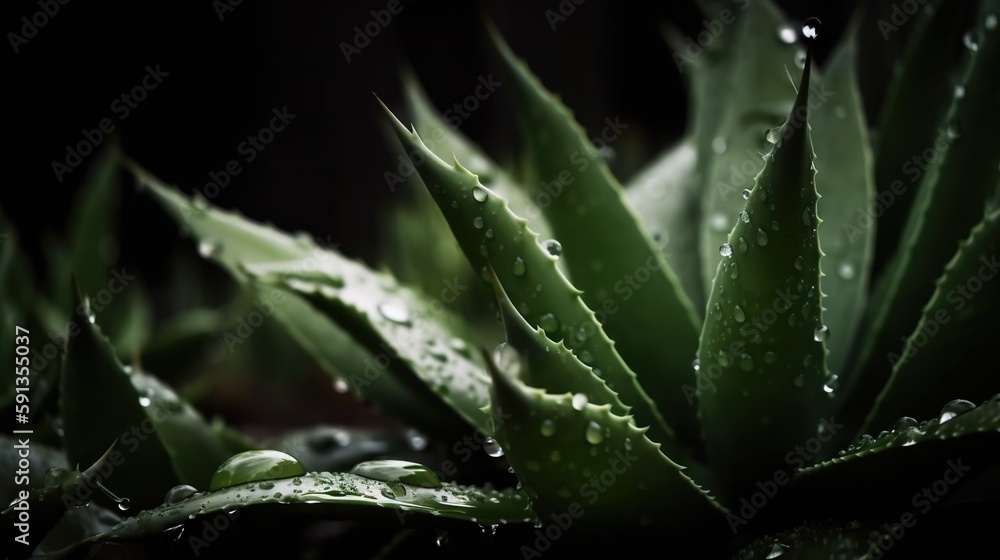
<box><xmin>349</xmin><ymin>460</ymin><xmax>442</xmax><ymax>488</ymax></box>
<box><xmin>939</xmin><ymin>399</ymin><xmax>976</xmax><ymax>423</ymax></box>
<box><xmin>539</xmin><ymin>313</ymin><xmax>559</xmax><ymax>333</ymax></box>
<box><xmin>542</xmin><ymin>239</ymin><xmax>562</xmax><ymax>257</ymax></box>
<box><xmin>742</xmin><ymin>189</ymin><xmax>751</xmax><ymax>200</ymax></box>
<box><xmin>730</xmin><ymin>263</ymin><xmax>740</xmax><ymax>279</ymax></box>
<box><xmin>333</xmin><ymin>379</ymin><xmax>349</xmax><ymax>393</ymax></box>
<box><xmin>802</xmin><ymin>208</ymin><xmax>812</xmax><ymax>225</ymax></box>
<box><xmin>764</xmin><ymin>351</ymin><xmax>777</xmax><ymax>364</ymax></box>
<box><xmin>756</xmin><ymin>228</ymin><xmax>769</xmax><ymax>246</ymax></box>
<box><xmin>771</xmin><ymin>220</ymin><xmax>779</xmax><ymax>231</ymax></box>
<box><xmin>740</xmin><ymin>354</ymin><xmax>754</xmax><ymax>372</ymax></box>
<box><xmin>513</xmin><ymin>257</ymin><xmax>526</xmax><ymax>276</ymax></box>
<box><xmin>712</xmin><ymin>303</ymin><xmax>722</xmax><ymax>321</ymax></box>
<box><xmin>892</xmin><ymin>416</ymin><xmax>918</xmax><ymax>432</ymax></box>
<box><xmin>738</xmin><ymin>237</ymin><xmax>748</xmax><ymax>254</ymax></box>
<box><xmin>733</xmin><ymin>305</ymin><xmax>746</xmax><ymax>323</ymax></box>
<box><xmin>572</xmin><ymin>393</ymin><xmax>588</xmax><ymax>411</ymax></box>
<box><xmin>378</xmin><ymin>300</ymin><xmax>411</xmax><ymax>325</ymax></box>
<box><xmin>473</xmin><ymin>216</ymin><xmax>484</xmax><ymax>229</ymax></box>
<box><xmin>794</xmin><ymin>256</ymin><xmax>805</xmax><ymax>270</ymax></box>
<box><xmin>765</xmin><ymin>127</ymin><xmax>782</xmax><ymax>144</ymax></box>
<box><xmin>823</xmin><ymin>374</ymin><xmax>839</xmax><ymax>393</ymax></box>
<box><xmin>793</xmin><ymin>374</ymin><xmax>805</xmax><ymax>388</ymax></box>
<box><xmin>209</xmin><ymin>450</ymin><xmax>306</xmax><ymax>491</ymax></box>
<box><xmin>164</xmin><ymin>485</ymin><xmax>198</xmax><ymax>505</ymax></box>
<box><xmin>473</xmin><ymin>186</ymin><xmax>488</xmax><ymax>202</ymax></box>
<box><xmin>483</xmin><ymin>438</ymin><xmax>504</xmax><ymax>458</ymax></box>
<box><xmin>585</xmin><ymin>421</ymin><xmax>604</xmax><ymax>444</ymax></box>
<box><xmin>813</xmin><ymin>325</ymin><xmax>829</xmax><ymax>342</ymax></box>
<box><xmin>740</xmin><ymin>211</ymin><xmax>750</xmax><ymax>224</ymax></box>
<box><xmin>963</xmin><ymin>31</ymin><xmax>979</xmax><ymax>51</ymax></box>
<box><xmin>712</xmin><ymin>136</ymin><xmax>727</xmax><ymax>154</ymax></box>
<box><xmin>719</xmin><ymin>244</ymin><xmax>733</xmax><ymax>257</ymax></box>
<box><xmin>540</xmin><ymin>419</ymin><xmax>556</xmax><ymax>437</ymax></box>
<box><xmin>801</xmin><ymin>17</ymin><xmax>821</xmax><ymax>39</ymax></box>
<box><xmin>777</xmin><ymin>25</ymin><xmax>797</xmax><ymax>44</ymax></box>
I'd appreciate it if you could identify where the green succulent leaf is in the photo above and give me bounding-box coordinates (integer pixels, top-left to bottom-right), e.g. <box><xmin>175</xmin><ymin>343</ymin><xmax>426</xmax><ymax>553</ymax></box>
<box><xmin>381</xmin><ymin>106</ymin><xmax>676</xmax><ymax>450</ymax></box>
<box><xmin>624</xmin><ymin>141</ymin><xmax>704</xmax><ymax>313</ymax></box>
<box><xmin>61</xmin><ymin>284</ymin><xmax>244</xmax><ymax>508</ymax></box>
<box><xmin>487</xmin><ymin>23</ymin><xmax>704</xmax><ymax>449</ymax></box>
<box><xmin>69</xmin><ymin>472</ymin><xmax>535</xmax><ymax>545</ymax></box>
<box><xmin>845</xmin><ymin>3</ymin><xmax>1000</xmax><ymax>431</ymax></box>
<box><xmin>694</xmin><ymin>0</ymin><xmax>801</xmax><ymax>296</ymax></box>
<box><xmin>871</xmin><ymin>0</ymin><xmax>964</xmax><ymax>267</ymax></box>
<box><xmin>696</xmin><ymin>49</ymin><xmax>827</xmax><ymax>498</ymax></box>
<box><xmin>485</xmin><ymin>349</ymin><xmax>726</xmax><ymax>532</ymax></box>
<box><xmin>134</xmin><ymin>165</ymin><xmax>480</xmax><ymax>437</ymax></box>
<box><xmin>809</xmin><ymin>28</ymin><xmax>875</xmax><ymax>378</ymax></box>
<box><xmin>864</xmin><ymin>210</ymin><xmax>1000</xmax><ymax>433</ymax></box>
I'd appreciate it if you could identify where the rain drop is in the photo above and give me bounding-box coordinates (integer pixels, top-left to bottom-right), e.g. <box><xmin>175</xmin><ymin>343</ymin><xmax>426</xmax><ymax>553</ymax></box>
<box><xmin>585</xmin><ymin>421</ymin><xmax>604</xmax><ymax>444</ymax></box>
<box><xmin>542</xmin><ymin>239</ymin><xmax>563</xmax><ymax>257</ymax></box>
<box><xmin>986</xmin><ymin>13</ymin><xmax>998</xmax><ymax>30</ymax></box>
<box><xmin>164</xmin><ymin>485</ymin><xmax>198</xmax><ymax>505</ymax></box>
<box><xmin>483</xmin><ymin>438</ymin><xmax>505</xmax><ymax>457</ymax></box>
<box><xmin>892</xmin><ymin>416</ymin><xmax>918</xmax><ymax>432</ymax></box>
<box><xmin>813</xmin><ymin>325</ymin><xmax>829</xmax><ymax>342</ymax></box>
<box><xmin>711</xmin><ymin>213</ymin><xmax>729</xmax><ymax>232</ymax></box>
<box><xmin>733</xmin><ymin>305</ymin><xmax>746</xmax><ymax>323</ymax></box>
<box><xmin>540</xmin><ymin>419</ymin><xmax>556</xmax><ymax>437</ymax></box>
<box><xmin>756</xmin><ymin>228</ymin><xmax>768</xmax><ymax>246</ymax></box>
<box><xmin>771</xmin><ymin>220</ymin><xmax>779</xmax><ymax>231</ymax></box>
<box><xmin>719</xmin><ymin>244</ymin><xmax>733</xmax><ymax>257</ymax></box>
<box><xmin>802</xmin><ymin>207</ymin><xmax>812</xmax><ymax>225</ymax></box>
<box><xmin>333</xmin><ymin>379</ymin><xmax>349</xmax><ymax>393</ymax></box>
<box><xmin>539</xmin><ymin>313</ymin><xmax>559</xmax><ymax>333</ymax></box>
<box><xmin>712</xmin><ymin>303</ymin><xmax>722</xmax><ymax>321</ymax></box>
<box><xmin>939</xmin><ymin>399</ymin><xmax>976</xmax><ymax>423</ymax></box>
<box><xmin>139</xmin><ymin>396</ymin><xmax>152</xmax><ymax>407</ymax></box>
<box><xmin>766</xmin><ymin>541</ymin><xmax>787</xmax><ymax>559</ymax></box>
<box><xmin>823</xmin><ymin>374</ymin><xmax>839</xmax><ymax>393</ymax></box>
<box><xmin>742</xmin><ymin>189</ymin><xmax>751</xmax><ymax>200</ymax></box>
<box><xmin>794</xmin><ymin>256</ymin><xmax>804</xmax><ymax>270</ymax></box>
<box><xmin>777</xmin><ymin>25</ymin><xmax>797</xmax><ymax>44</ymax></box>
<box><xmin>572</xmin><ymin>393</ymin><xmax>588</xmax><ymax>411</ymax></box>
<box><xmin>473</xmin><ymin>186</ymin><xmax>488</xmax><ymax>202</ymax></box>
<box><xmin>765</xmin><ymin>127</ymin><xmax>782</xmax><ymax>144</ymax></box>
<box><xmin>485</xmin><ymin>228</ymin><xmax>494</xmax><ymax>239</ymax></box>
<box><xmin>963</xmin><ymin>31</ymin><xmax>979</xmax><ymax>51</ymax></box>
<box><xmin>210</xmin><ymin>451</ymin><xmax>307</xmax><ymax>491</ymax></box>
<box><xmin>692</xmin><ymin>359</ymin><xmax>701</xmax><ymax>372</ymax></box>
<box><xmin>738</xmin><ymin>237</ymin><xmax>748</xmax><ymax>254</ymax></box>
<box><xmin>197</xmin><ymin>240</ymin><xmax>222</xmax><ymax>259</ymax></box>
<box><xmin>712</xmin><ymin>136</ymin><xmax>728</xmax><ymax>154</ymax></box>
<box><xmin>118</xmin><ymin>499</ymin><xmax>131</xmax><ymax>512</ymax></box>
<box><xmin>794</xmin><ymin>374</ymin><xmax>805</xmax><ymax>388</ymax></box>
<box><xmin>802</xmin><ymin>17</ymin><xmax>821</xmax><ymax>39</ymax></box>
<box><xmin>764</xmin><ymin>351</ymin><xmax>777</xmax><ymax>364</ymax></box>
<box><xmin>473</xmin><ymin>216</ymin><xmax>484</xmax><ymax>229</ymax></box>
<box><xmin>378</xmin><ymin>301</ymin><xmax>411</xmax><ymax>325</ymax></box>
<box><xmin>716</xmin><ymin>350</ymin><xmax>732</xmax><ymax>367</ymax></box>
<box><xmin>350</xmin><ymin>460</ymin><xmax>442</xmax><ymax>488</ymax></box>
<box><xmin>730</xmin><ymin>263</ymin><xmax>739</xmax><ymax>279</ymax></box>
<box><xmin>740</xmin><ymin>211</ymin><xmax>750</xmax><ymax>224</ymax></box>
<box><xmin>513</xmin><ymin>257</ymin><xmax>526</xmax><ymax>276</ymax></box>
<box><xmin>794</xmin><ymin>49</ymin><xmax>807</xmax><ymax>69</ymax></box>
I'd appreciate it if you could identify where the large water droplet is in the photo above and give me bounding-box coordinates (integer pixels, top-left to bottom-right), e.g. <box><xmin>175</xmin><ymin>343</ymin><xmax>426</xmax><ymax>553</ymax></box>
<box><xmin>540</xmin><ymin>419</ymin><xmax>556</xmax><ymax>437</ymax></box>
<box><xmin>538</xmin><ymin>313</ymin><xmax>559</xmax><ymax>333</ymax></box>
<box><xmin>542</xmin><ymin>239</ymin><xmax>563</xmax><ymax>258</ymax></box>
<box><xmin>719</xmin><ymin>244</ymin><xmax>733</xmax><ymax>257</ymax></box>
<box><xmin>893</xmin><ymin>416</ymin><xmax>918</xmax><ymax>432</ymax></box>
<box><xmin>771</xmin><ymin>220</ymin><xmax>780</xmax><ymax>231</ymax></box>
<box><xmin>493</xmin><ymin>342</ymin><xmax>522</xmax><ymax>377</ymax></box>
<box><xmin>765</xmin><ymin>127</ymin><xmax>782</xmax><ymax>144</ymax></box>
<box><xmin>794</xmin><ymin>49</ymin><xmax>807</xmax><ymax>69</ymax></box>
<box><xmin>777</xmin><ymin>25</ymin><xmax>797</xmax><ymax>44</ymax></box>
<box><xmin>483</xmin><ymin>438</ymin><xmax>504</xmax><ymax>458</ymax></box>
<box><xmin>802</xmin><ymin>17</ymin><xmax>821</xmax><ymax>39</ymax></box>
<box><xmin>139</xmin><ymin>396</ymin><xmax>151</xmax><ymax>407</ymax></box>
<box><xmin>756</xmin><ymin>228</ymin><xmax>769</xmax><ymax>246</ymax></box>
<box><xmin>585</xmin><ymin>421</ymin><xmax>604</xmax><ymax>444</ymax></box>
<box><xmin>939</xmin><ymin>399</ymin><xmax>976</xmax><ymax>423</ymax></box>
<box><xmin>117</xmin><ymin>498</ymin><xmax>131</xmax><ymax>511</ymax></box>
<box><xmin>473</xmin><ymin>186</ymin><xmax>488</xmax><ymax>202</ymax></box>
<box><xmin>210</xmin><ymin>450</ymin><xmax>307</xmax><ymax>491</ymax></box>
<box><xmin>740</xmin><ymin>211</ymin><xmax>750</xmax><ymax>224</ymax></box>
<box><xmin>473</xmin><ymin>216</ymin><xmax>484</xmax><ymax>229</ymax></box>
<box><xmin>350</xmin><ymin>460</ymin><xmax>442</xmax><ymax>488</ymax></box>
<box><xmin>716</xmin><ymin>350</ymin><xmax>732</xmax><ymax>367</ymax></box>
<box><xmin>572</xmin><ymin>393</ymin><xmax>588</xmax><ymax>411</ymax></box>
<box><xmin>513</xmin><ymin>257</ymin><xmax>526</xmax><ymax>276</ymax></box>
<box><xmin>738</xmin><ymin>237</ymin><xmax>748</xmax><ymax>254</ymax></box>
<box><xmin>742</xmin><ymin>189</ymin><xmax>751</xmax><ymax>200</ymax></box>
<box><xmin>164</xmin><ymin>485</ymin><xmax>198</xmax><ymax>505</ymax></box>
<box><xmin>378</xmin><ymin>300</ymin><xmax>411</xmax><ymax>326</ymax></box>
<box><xmin>814</xmin><ymin>325</ymin><xmax>829</xmax><ymax>342</ymax></box>
<box><xmin>730</xmin><ymin>263</ymin><xmax>740</xmax><ymax>279</ymax></box>
<box><xmin>197</xmin><ymin>240</ymin><xmax>222</xmax><ymax>259</ymax></box>
<box><xmin>733</xmin><ymin>305</ymin><xmax>746</xmax><ymax>323</ymax></box>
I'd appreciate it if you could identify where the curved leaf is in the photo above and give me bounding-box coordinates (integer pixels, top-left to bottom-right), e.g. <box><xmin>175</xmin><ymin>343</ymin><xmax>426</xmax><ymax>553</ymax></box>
<box><xmin>487</xmin><ymin>23</ymin><xmax>703</xmax><ymax>448</ymax></box>
<box><xmin>696</xmin><ymin>50</ymin><xmax>827</xmax><ymax>499</ymax></box>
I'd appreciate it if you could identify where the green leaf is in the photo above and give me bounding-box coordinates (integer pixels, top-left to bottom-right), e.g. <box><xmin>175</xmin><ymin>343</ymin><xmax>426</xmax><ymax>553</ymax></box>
<box><xmin>69</xmin><ymin>472</ymin><xmax>535</xmax><ymax>545</ymax></box>
<box><xmin>61</xmin><ymin>283</ymin><xmax>248</xmax><ymax>508</ymax></box>
<box><xmin>486</xmin><ymin>24</ymin><xmax>703</xmax><ymax>448</ymax></box>
<box><xmin>864</xmin><ymin>210</ymin><xmax>1000</xmax><ymax>433</ymax></box>
<box><xmin>68</xmin><ymin>145</ymin><xmax>120</xmax><ymax>302</ymax></box>
<box><xmin>133</xmin><ymin>164</ymin><xmax>481</xmax><ymax>437</ymax></box>
<box><xmin>694</xmin><ymin>0</ymin><xmax>801</xmax><ymax>296</ymax></box>
<box><xmin>870</xmin><ymin>0</ymin><xmax>964</xmax><ymax>269</ymax></box>
<box><xmin>243</xmin><ymin>259</ymin><xmax>494</xmax><ymax>432</ymax></box>
<box><xmin>380</xmin><ymin>106</ymin><xmax>676</xmax><ymax>450</ymax></box>
<box><xmin>485</xmin><ymin>348</ymin><xmax>726</xmax><ymax>533</ymax></box>
<box><xmin>844</xmin><ymin>3</ymin><xmax>1000</xmax><ymax>431</ymax></box>
<box><xmin>696</xmin><ymin>49</ymin><xmax>827</xmax><ymax>499</ymax></box>
<box><xmin>809</xmin><ymin>28</ymin><xmax>875</xmax><ymax>378</ymax></box>
<box><xmin>624</xmin><ymin>141</ymin><xmax>704</xmax><ymax>313</ymax></box>
<box><xmin>732</xmin><ymin>521</ymin><xmax>871</xmax><ymax>560</ymax></box>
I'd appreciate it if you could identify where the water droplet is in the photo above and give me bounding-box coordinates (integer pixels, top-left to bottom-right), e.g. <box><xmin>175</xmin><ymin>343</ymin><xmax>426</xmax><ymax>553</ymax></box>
<box><xmin>333</xmin><ymin>379</ymin><xmax>349</xmax><ymax>393</ymax></box>
<box><xmin>449</xmin><ymin>338</ymin><xmax>469</xmax><ymax>355</ymax></box>
<box><xmin>451</xmin><ymin>200</ymin><xmax>460</xmax><ymax>209</ymax></box>
<box><xmin>802</xmin><ymin>207</ymin><xmax>812</xmax><ymax>225</ymax></box>
<box><xmin>939</xmin><ymin>399</ymin><xmax>976</xmax><ymax>423</ymax></box>
<box><xmin>963</xmin><ymin>31</ymin><xmax>979</xmax><ymax>51</ymax></box>
<box><xmin>118</xmin><ymin>498</ymin><xmax>131</xmax><ymax>511</ymax></box>
<box><xmin>540</xmin><ymin>419</ymin><xmax>556</xmax><ymax>437</ymax></box>
<box><xmin>814</xmin><ymin>325</ymin><xmax>829</xmax><ymax>342</ymax></box>
<box><xmin>719</xmin><ymin>244</ymin><xmax>733</xmax><ymax>257</ymax></box>
<box><xmin>197</xmin><ymin>240</ymin><xmax>222</xmax><ymax>258</ymax></box>
<box><xmin>716</xmin><ymin>350</ymin><xmax>732</xmax><ymax>367</ymax></box>
<box><xmin>378</xmin><ymin>300</ymin><xmax>411</xmax><ymax>325</ymax></box>
<box><xmin>485</xmin><ymin>228</ymin><xmax>494</xmax><ymax>239</ymax></box>
<box><xmin>210</xmin><ymin>450</ymin><xmax>307</xmax><ymax>491</ymax></box>
<box><xmin>802</xmin><ymin>17</ymin><xmax>821</xmax><ymax>39</ymax></box>
<box><xmin>712</xmin><ymin>136</ymin><xmax>728</xmax><ymax>154</ymax></box>
<box><xmin>349</xmin><ymin>460</ymin><xmax>442</xmax><ymax>488</ymax></box>
<box><xmin>733</xmin><ymin>305</ymin><xmax>746</xmax><ymax>323</ymax></box>
<box><xmin>730</xmin><ymin>263</ymin><xmax>739</xmax><ymax>279</ymax></box>
<box><xmin>712</xmin><ymin>303</ymin><xmax>722</xmax><ymax>321</ymax></box>
<box><xmin>742</xmin><ymin>189</ymin><xmax>751</xmax><ymax>200</ymax></box>
<box><xmin>738</xmin><ymin>237</ymin><xmax>748</xmax><ymax>254</ymax></box>
<box><xmin>572</xmin><ymin>393</ymin><xmax>588</xmax><ymax>411</ymax></box>
<box><xmin>407</xmin><ymin>429</ymin><xmax>428</xmax><ymax>451</ymax></box>
<box><xmin>794</xmin><ymin>49</ymin><xmax>807</xmax><ymax>69</ymax></box>
<box><xmin>538</xmin><ymin>313</ymin><xmax>559</xmax><ymax>333</ymax></box>
<box><xmin>837</xmin><ymin>262</ymin><xmax>856</xmax><ymax>280</ymax></box>
<box><xmin>771</xmin><ymin>220</ymin><xmax>779</xmax><ymax>231</ymax></box>
<box><xmin>788</xmin><ymin>314</ymin><xmax>798</xmax><ymax>327</ymax></box>
<box><xmin>542</xmin><ymin>239</ymin><xmax>562</xmax><ymax>257</ymax></box>
<box><xmin>493</xmin><ymin>343</ymin><xmax>522</xmax><ymax>377</ymax></box>
<box><xmin>740</xmin><ymin>211</ymin><xmax>750</xmax><ymax>224</ymax></box>
<box><xmin>954</xmin><ymin>84</ymin><xmax>966</xmax><ymax>99</ymax></box>
<box><xmin>778</xmin><ymin>24</ymin><xmax>797</xmax><ymax>44</ymax></box>
<box><xmin>766</xmin><ymin>541</ymin><xmax>787</xmax><ymax>559</ymax></box>
<box><xmin>855</xmin><ymin>433</ymin><xmax>875</xmax><ymax>450</ymax></box>
<box><xmin>164</xmin><ymin>485</ymin><xmax>198</xmax><ymax>505</ymax></box>
<box><xmin>711</xmin><ymin>213</ymin><xmax>729</xmax><ymax>232</ymax></box>
<box><xmin>692</xmin><ymin>358</ymin><xmax>701</xmax><ymax>372</ymax></box>
<box><xmin>893</xmin><ymin>416</ymin><xmax>918</xmax><ymax>432</ymax></box>
<box><xmin>139</xmin><ymin>396</ymin><xmax>151</xmax><ymax>407</ymax></box>
<box><xmin>740</xmin><ymin>354</ymin><xmax>754</xmax><ymax>371</ymax></box>
<box><xmin>794</xmin><ymin>256</ymin><xmax>804</xmax><ymax>270</ymax></box>
<box><xmin>823</xmin><ymin>374</ymin><xmax>839</xmax><ymax>393</ymax></box>
<box><xmin>756</xmin><ymin>228</ymin><xmax>768</xmax><ymax>246</ymax></box>
<box><xmin>473</xmin><ymin>186</ymin><xmax>488</xmax><ymax>202</ymax></box>
<box><xmin>946</xmin><ymin>120</ymin><xmax>961</xmax><ymax>140</ymax></box>
<box><xmin>803</xmin><ymin>354</ymin><xmax>813</xmax><ymax>367</ymax></box>
<box><xmin>764</xmin><ymin>351</ymin><xmax>777</xmax><ymax>364</ymax></box>
<box><xmin>794</xmin><ymin>374</ymin><xmax>805</xmax><ymax>388</ymax></box>
<box><xmin>513</xmin><ymin>257</ymin><xmax>526</xmax><ymax>276</ymax></box>
<box><xmin>585</xmin><ymin>421</ymin><xmax>604</xmax><ymax>444</ymax></box>
<box><xmin>986</xmin><ymin>13</ymin><xmax>998</xmax><ymax>30</ymax></box>
<box><xmin>473</xmin><ymin>216</ymin><xmax>484</xmax><ymax>229</ymax></box>
<box><xmin>765</xmin><ymin>127</ymin><xmax>782</xmax><ymax>144</ymax></box>
<box><xmin>483</xmin><ymin>438</ymin><xmax>504</xmax><ymax>458</ymax></box>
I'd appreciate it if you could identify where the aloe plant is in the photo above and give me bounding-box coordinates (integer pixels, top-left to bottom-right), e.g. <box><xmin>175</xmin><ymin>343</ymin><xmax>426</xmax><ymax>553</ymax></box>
<box><xmin>4</xmin><ymin>1</ymin><xmax>1000</xmax><ymax>558</ymax></box>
